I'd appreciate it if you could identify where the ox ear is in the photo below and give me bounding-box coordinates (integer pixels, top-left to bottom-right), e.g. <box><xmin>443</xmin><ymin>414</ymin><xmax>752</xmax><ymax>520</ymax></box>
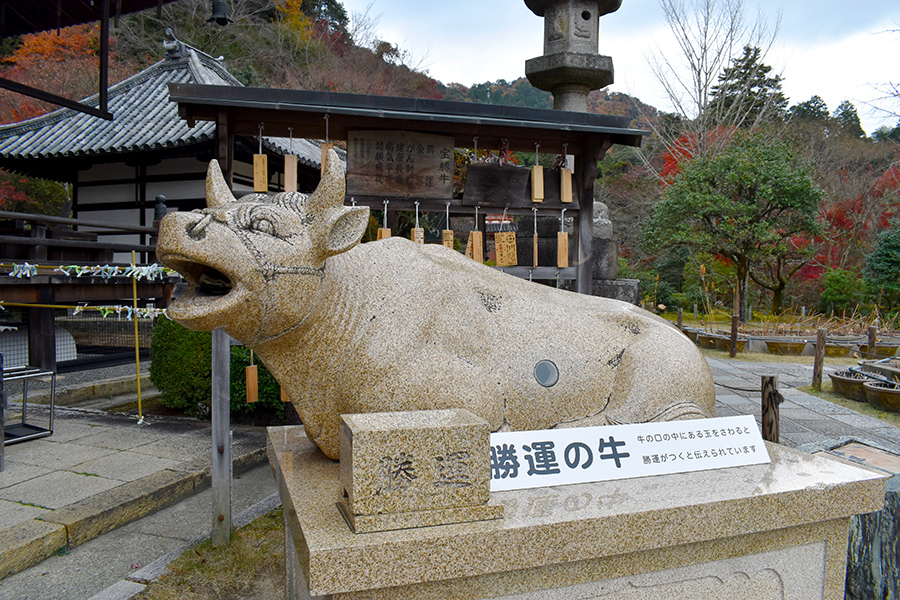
<box><xmin>323</xmin><ymin>206</ymin><xmax>370</xmax><ymax>257</ymax></box>
<box><xmin>206</xmin><ymin>160</ymin><xmax>236</xmax><ymax>208</ymax></box>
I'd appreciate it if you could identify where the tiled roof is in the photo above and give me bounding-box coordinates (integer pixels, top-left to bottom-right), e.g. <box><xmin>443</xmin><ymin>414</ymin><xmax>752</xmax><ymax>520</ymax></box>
<box><xmin>0</xmin><ymin>39</ymin><xmax>324</xmax><ymax>169</ymax></box>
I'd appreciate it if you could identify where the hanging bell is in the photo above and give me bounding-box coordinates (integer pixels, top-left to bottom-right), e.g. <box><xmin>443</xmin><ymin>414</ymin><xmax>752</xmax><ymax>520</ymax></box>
<box><xmin>208</xmin><ymin>0</ymin><xmax>233</xmax><ymax>25</ymax></box>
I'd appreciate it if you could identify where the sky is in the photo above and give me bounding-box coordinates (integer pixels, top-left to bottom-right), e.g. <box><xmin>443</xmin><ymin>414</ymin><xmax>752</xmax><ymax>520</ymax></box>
<box><xmin>338</xmin><ymin>0</ymin><xmax>899</xmax><ymax>135</ymax></box>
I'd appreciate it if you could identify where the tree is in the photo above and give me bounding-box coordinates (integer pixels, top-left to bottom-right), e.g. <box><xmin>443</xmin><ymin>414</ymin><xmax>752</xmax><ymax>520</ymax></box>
<box><xmin>788</xmin><ymin>95</ymin><xmax>829</xmax><ymax>122</ymax></box>
<box><xmin>641</xmin><ymin>132</ymin><xmax>823</xmax><ymax>322</ymax></box>
<box><xmin>819</xmin><ymin>268</ymin><xmax>865</xmax><ymax>316</ymax></box>
<box><xmin>833</xmin><ymin>100</ymin><xmax>866</xmax><ymax>139</ymax></box>
<box><xmin>865</xmin><ymin>225</ymin><xmax>900</xmax><ymax>309</ymax></box>
<box><xmin>644</xmin><ymin>0</ymin><xmax>780</xmax><ymax>166</ymax></box>
<box><xmin>707</xmin><ymin>45</ymin><xmax>787</xmax><ymax>126</ymax></box>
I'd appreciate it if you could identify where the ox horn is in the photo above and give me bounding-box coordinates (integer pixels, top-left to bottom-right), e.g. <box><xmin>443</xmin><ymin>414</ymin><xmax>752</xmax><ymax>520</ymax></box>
<box><xmin>205</xmin><ymin>160</ymin><xmax>237</xmax><ymax>208</ymax></box>
<box><xmin>304</xmin><ymin>148</ymin><xmax>346</xmax><ymax>214</ymax></box>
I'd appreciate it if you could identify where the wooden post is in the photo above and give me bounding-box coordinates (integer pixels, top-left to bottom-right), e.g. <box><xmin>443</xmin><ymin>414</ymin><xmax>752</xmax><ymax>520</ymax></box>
<box><xmin>730</xmin><ymin>315</ymin><xmax>739</xmax><ymax>358</ymax></box>
<box><xmin>812</xmin><ymin>328</ymin><xmax>826</xmax><ymax>391</ymax></box>
<box><xmin>677</xmin><ymin>308</ymin><xmax>683</xmax><ymax>330</ymax></box>
<box><xmin>211</xmin><ymin>328</ymin><xmax>232</xmax><ymax>547</ymax></box>
<box><xmin>574</xmin><ymin>136</ymin><xmax>610</xmax><ymax>295</ymax></box>
<box><xmin>868</xmin><ymin>325</ymin><xmax>878</xmax><ymax>358</ymax></box>
<box><xmin>761</xmin><ymin>376</ymin><xmax>782</xmax><ymax>444</ymax></box>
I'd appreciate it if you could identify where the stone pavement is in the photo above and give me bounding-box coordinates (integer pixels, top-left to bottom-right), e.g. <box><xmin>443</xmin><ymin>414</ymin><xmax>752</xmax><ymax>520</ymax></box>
<box><xmin>706</xmin><ymin>358</ymin><xmax>900</xmax><ymax>450</ymax></box>
<box><xmin>0</xmin><ymin>404</ymin><xmax>268</xmax><ymax>582</ymax></box>
<box><xmin>0</xmin><ymin>357</ymin><xmax>898</xmax><ymax>600</ymax></box>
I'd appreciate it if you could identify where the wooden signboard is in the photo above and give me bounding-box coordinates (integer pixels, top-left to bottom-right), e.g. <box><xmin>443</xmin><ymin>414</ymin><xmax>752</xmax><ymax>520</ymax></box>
<box><xmin>347</xmin><ymin>131</ymin><xmax>454</xmax><ymax>199</ymax></box>
<box><xmin>466</xmin><ymin>231</ymin><xmax>483</xmax><ymax>263</ymax></box>
<box><xmin>253</xmin><ymin>154</ymin><xmax>268</xmax><ymax>192</ymax></box>
<box><xmin>442</xmin><ymin>230</ymin><xmax>454</xmax><ymax>248</ymax></box>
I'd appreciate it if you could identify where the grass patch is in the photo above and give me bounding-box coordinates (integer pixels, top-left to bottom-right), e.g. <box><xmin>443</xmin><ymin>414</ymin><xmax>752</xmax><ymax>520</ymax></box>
<box><xmin>71</xmin><ymin>471</ymin><xmax>100</xmax><ymax>478</ymax></box>
<box><xmin>798</xmin><ymin>380</ymin><xmax>900</xmax><ymax>429</ymax></box>
<box><xmin>135</xmin><ymin>508</ymin><xmax>285</xmax><ymax>600</ymax></box>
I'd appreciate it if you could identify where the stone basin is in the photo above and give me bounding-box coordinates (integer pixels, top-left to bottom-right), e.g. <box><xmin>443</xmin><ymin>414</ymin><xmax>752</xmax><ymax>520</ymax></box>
<box><xmin>829</xmin><ymin>370</ymin><xmax>868</xmax><ymax>402</ymax></box>
<box><xmin>864</xmin><ymin>381</ymin><xmax>900</xmax><ymax>412</ymax></box>
<box><xmin>825</xmin><ymin>344</ymin><xmax>853</xmax><ymax>357</ymax></box>
<box><xmin>859</xmin><ymin>344</ymin><xmax>899</xmax><ymax>358</ymax></box>
<box><xmin>765</xmin><ymin>340</ymin><xmax>808</xmax><ymax>355</ymax></box>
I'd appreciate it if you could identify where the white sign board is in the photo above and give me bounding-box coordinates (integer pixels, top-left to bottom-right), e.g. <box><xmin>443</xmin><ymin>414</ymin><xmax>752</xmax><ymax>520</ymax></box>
<box><xmin>489</xmin><ymin>415</ymin><xmax>769</xmax><ymax>492</ymax></box>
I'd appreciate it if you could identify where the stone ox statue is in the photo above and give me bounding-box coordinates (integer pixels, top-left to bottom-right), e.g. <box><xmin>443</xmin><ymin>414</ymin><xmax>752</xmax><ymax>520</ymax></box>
<box><xmin>157</xmin><ymin>150</ymin><xmax>716</xmax><ymax>459</ymax></box>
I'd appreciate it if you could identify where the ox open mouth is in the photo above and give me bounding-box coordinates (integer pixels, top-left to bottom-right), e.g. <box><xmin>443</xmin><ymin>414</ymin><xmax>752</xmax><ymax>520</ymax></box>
<box><xmin>161</xmin><ymin>255</ymin><xmax>234</xmax><ymax>299</ymax></box>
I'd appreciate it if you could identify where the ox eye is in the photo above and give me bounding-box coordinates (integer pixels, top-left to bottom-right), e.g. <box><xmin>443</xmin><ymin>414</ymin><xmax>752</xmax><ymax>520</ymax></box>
<box><xmin>250</xmin><ymin>217</ymin><xmax>276</xmax><ymax>236</ymax></box>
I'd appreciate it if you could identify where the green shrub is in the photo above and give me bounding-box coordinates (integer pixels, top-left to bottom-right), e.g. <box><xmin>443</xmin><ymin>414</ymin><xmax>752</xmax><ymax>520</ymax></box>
<box><xmin>150</xmin><ymin>315</ymin><xmax>212</xmax><ymax>416</ymax></box>
<box><xmin>149</xmin><ymin>316</ymin><xmax>284</xmax><ymax>422</ymax></box>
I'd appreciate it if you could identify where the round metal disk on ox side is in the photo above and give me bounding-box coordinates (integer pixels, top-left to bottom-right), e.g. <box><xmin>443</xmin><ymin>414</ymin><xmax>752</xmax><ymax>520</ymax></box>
<box><xmin>534</xmin><ymin>360</ymin><xmax>560</xmax><ymax>387</ymax></box>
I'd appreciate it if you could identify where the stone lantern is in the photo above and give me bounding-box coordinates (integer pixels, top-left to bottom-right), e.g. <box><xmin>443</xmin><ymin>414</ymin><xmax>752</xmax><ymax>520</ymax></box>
<box><xmin>524</xmin><ymin>0</ymin><xmax>622</xmax><ymax>112</ymax></box>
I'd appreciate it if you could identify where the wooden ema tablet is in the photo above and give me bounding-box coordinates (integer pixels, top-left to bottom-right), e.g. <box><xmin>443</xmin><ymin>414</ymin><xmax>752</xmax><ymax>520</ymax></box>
<box><xmin>531</xmin><ymin>164</ymin><xmax>544</xmax><ymax>202</ymax></box>
<box><xmin>411</xmin><ymin>227</ymin><xmax>425</xmax><ymax>244</ymax></box>
<box><xmin>557</xmin><ymin>231</ymin><xmax>569</xmax><ymax>268</ymax></box>
<box><xmin>284</xmin><ymin>155</ymin><xmax>298</xmax><ymax>192</ymax></box>
<box><xmin>281</xmin><ymin>387</ymin><xmax>290</xmax><ymax>403</ymax></box>
<box><xmin>321</xmin><ymin>142</ymin><xmax>334</xmax><ymax>175</ymax></box>
<box><xmin>253</xmin><ymin>154</ymin><xmax>268</xmax><ymax>192</ymax></box>
<box><xmin>246</xmin><ymin>364</ymin><xmax>258</xmax><ymax>403</ymax></box>
<box><xmin>495</xmin><ymin>231</ymin><xmax>517</xmax><ymax>266</ymax></box>
<box><xmin>533</xmin><ymin>233</ymin><xmax>539</xmax><ymax>267</ymax></box>
<box><xmin>377</xmin><ymin>228</ymin><xmax>391</xmax><ymax>240</ymax></box>
<box><xmin>466</xmin><ymin>231</ymin><xmax>483</xmax><ymax>263</ymax></box>
<box><xmin>442</xmin><ymin>230</ymin><xmax>454</xmax><ymax>248</ymax></box>
<box><xmin>560</xmin><ymin>168</ymin><xmax>573</xmax><ymax>203</ymax></box>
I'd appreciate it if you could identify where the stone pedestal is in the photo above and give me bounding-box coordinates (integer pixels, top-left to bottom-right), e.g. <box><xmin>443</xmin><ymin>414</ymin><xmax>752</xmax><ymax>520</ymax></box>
<box><xmin>268</xmin><ymin>425</ymin><xmax>886</xmax><ymax>600</ymax></box>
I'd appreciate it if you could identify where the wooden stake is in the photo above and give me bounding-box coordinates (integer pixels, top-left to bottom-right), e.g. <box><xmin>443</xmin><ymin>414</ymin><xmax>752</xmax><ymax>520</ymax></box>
<box><xmin>560</xmin><ymin>167</ymin><xmax>573</xmax><ymax>203</ymax></box>
<box><xmin>557</xmin><ymin>231</ymin><xmax>569</xmax><ymax>268</ymax></box>
<box><xmin>253</xmin><ymin>154</ymin><xmax>268</xmax><ymax>192</ymax></box>
<box><xmin>812</xmin><ymin>328</ymin><xmax>826</xmax><ymax>391</ymax></box>
<box><xmin>730</xmin><ymin>315</ymin><xmax>739</xmax><ymax>358</ymax></box>
<box><xmin>284</xmin><ymin>154</ymin><xmax>298</xmax><ymax>192</ymax></box>
<box><xmin>761</xmin><ymin>376</ymin><xmax>783</xmax><ymax>444</ymax></box>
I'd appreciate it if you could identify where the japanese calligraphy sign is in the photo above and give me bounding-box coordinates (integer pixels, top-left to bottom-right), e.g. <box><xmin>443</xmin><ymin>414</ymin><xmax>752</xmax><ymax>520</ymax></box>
<box><xmin>489</xmin><ymin>415</ymin><xmax>769</xmax><ymax>492</ymax></box>
<box><xmin>347</xmin><ymin>131</ymin><xmax>454</xmax><ymax>198</ymax></box>
<box><xmin>495</xmin><ymin>231</ymin><xmax>518</xmax><ymax>266</ymax></box>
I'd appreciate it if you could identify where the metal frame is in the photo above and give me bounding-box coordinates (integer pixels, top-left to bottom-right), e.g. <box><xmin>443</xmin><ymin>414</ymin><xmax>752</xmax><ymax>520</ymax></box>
<box><xmin>2</xmin><ymin>364</ymin><xmax>56</xmax><ymax>445</ymax></box>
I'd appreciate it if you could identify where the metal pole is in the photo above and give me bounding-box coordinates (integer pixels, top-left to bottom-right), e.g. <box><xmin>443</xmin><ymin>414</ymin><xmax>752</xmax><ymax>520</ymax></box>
<box><xmin>211</xmin><ymin>328</ymin><xmax>232</xmax><ymax>546</ymax></box>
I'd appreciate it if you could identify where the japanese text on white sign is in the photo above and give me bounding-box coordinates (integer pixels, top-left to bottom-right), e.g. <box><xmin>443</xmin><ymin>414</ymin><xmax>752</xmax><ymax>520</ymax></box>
<box><xmin>489</xmin><ymin>415</ymin><xmax>769</xmax><ymax>491</ymax></box>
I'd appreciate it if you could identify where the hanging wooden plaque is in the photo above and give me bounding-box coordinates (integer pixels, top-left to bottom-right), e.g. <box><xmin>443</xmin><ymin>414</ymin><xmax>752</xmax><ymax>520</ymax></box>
<box><xmin>377</xmin><ymin>228</ymin><xmax>391</xmax><ymax>240</ymax></box>
<box><xmin>531</xmin><ymin>165</ymin><xmax>544</xmax><ymax>202</ymax></box>
<box><xmin>442</xmin><ymin>230</ymin><xmax>454</xmax><ymax>248</ymax></box>
<box><xmin>557</xmin><ymin>232</ymin><xmax>569</xmax><ymax>268</ymax></box>
<box><xmin>253</xmin><ymin>154</ymin><xmax>268</xmax><ymax>192</ymax></box>
<box><xmin>281</xmin><ymin>387</ymin><xmax>291</xmax><ymax>403</ymax></box>
<box><xmin>411</xmin><ymin>227</ymin><xmax>425</xmax><ymax>244</ymax></box>
<box><xmin>284</xmin><ymin>155</ymin><xmax>298</xmax><ymax>192</ymax></box>
<box><xmin>533</xmin><ymin>233</ymin><xmax>539</xmax><ymax>268</ymax></box>
<box><xmin>495</xmin><ymin>231</ymin><xmax>518</xmax><ymax>266</ymax></box>
<box><xmin>560</xmin><ymin>168</ymin><xmax>573</xmax><ymax>203</ymax></box>
<box><xmin>466</xmin><ymin>231</ymin><xmax>483</xmax><ymax>263</ymax></box>
<box><xmin>246</xmin><ymin>364</ymin><xmax>258</xmax><ymax>403</ymax></box>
